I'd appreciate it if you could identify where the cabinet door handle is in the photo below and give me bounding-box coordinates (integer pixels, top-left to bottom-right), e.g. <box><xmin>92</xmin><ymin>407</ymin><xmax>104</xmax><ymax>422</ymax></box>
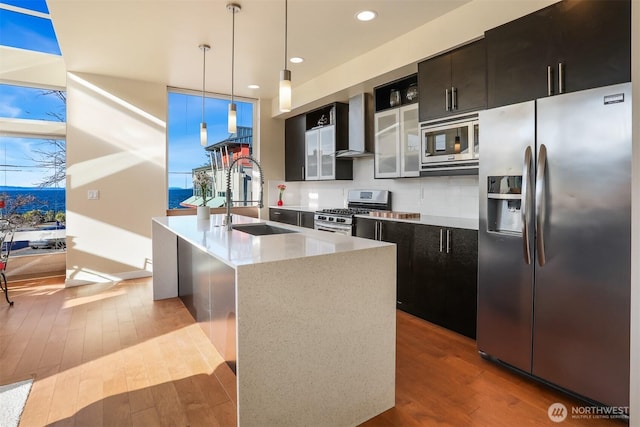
<box><xmin>273</xmin><ymin>211</ymin><xmax>281</xmax><ymax>215</ymax></box>
<box><xmin>445</xmin><ymin>88</ymin><xmax>450</xmax><ymax>111</ymax></box>
<box><xmin>378</xmin><ymin>222</ymin><xmax>383</xmax><ymax>241</ymax></box>
<box><xmin>439</xmin><ymin>228</ymin><xmax>443</xmax><ymax>252</ymax></box>
<box><xmin>446</xmin><ymin>229</ymin><xmax>451</xmax><ymax>254</ymax></box>
<box><xmin>451</xmin><ymin>87</ymin><xmax>457</xmax><ymax>110</ymax></box>
<box><xmin>547</xmin><ymin>65</ymin><xmax>553</xmax><ymax>96</ymax></box>
<box><xmin>558</xmin><ymin>62</ymin><xmax>564</xmax><ymax>94</ymax></box>
<box><xmin>302</xmin><ymin>166</ymin><xmax>305</xmax><ymax>178</ymax></box>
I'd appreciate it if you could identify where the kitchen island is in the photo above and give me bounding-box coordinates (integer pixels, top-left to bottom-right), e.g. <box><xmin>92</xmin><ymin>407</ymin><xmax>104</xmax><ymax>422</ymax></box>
<box><xmin>152</xmin><ymin>214</ymin><xmax>396</xmax><ymax>426</ymax></box>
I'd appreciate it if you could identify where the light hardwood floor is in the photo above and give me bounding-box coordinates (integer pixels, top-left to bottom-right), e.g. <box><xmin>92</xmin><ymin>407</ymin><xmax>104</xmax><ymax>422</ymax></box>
<box><xmin>0</xmin><ymin>276</ymin><xmax>626</xmax><ymax>426</ymax></box>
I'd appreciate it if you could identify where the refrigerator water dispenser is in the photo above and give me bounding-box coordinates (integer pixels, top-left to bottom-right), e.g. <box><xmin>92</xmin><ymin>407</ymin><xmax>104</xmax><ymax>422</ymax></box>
<box><xmin>486</xmin><ymin>176</ymin><xmax>522</xmax><ymax>234</ymax></box>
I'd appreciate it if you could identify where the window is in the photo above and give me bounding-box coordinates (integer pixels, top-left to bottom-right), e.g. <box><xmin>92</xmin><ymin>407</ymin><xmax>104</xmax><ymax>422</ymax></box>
<box><xmin>0</xmin><ymin>84</ymin><xmax>66</xmax><ymax>121</ymax></box>
<box><xmin>0</xmin><ymin>0</ymin><xmax>66</xmax><ymax>255</ymax></box>
<box><xmin>0</xmin><ymin>1</ymin><xmax>61</xmax><ymax>55</ymax></box>
<box><xmin>167</xmin><ymin>89</ymin><xmax>254</xmax><ymax>210</ymax></box>
<box><xmin>0</xmin><ymin>134</ymin><xmax>66</xmax><ymax>254</ymax></box>
<box><xmin>2</xmin><ymin>0</ymin><xmax>49</xmax><ymax>13</ymax></box>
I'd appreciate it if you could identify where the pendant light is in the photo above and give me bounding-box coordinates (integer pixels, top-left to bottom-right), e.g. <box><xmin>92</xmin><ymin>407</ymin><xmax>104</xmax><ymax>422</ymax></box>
<box><xmin>227</xmin><ymin>3</ymin><xmax>240</xmax><ymax>134</ymax></box>
<box><xmin>199</xmin><ymin>43</ymin><xmax>211</xmax><ymax>146</ymax></box>
<box><xmin>279</xmin><ymin>0</ymin><xmax>291</xmax><ymax>112</ymax></box>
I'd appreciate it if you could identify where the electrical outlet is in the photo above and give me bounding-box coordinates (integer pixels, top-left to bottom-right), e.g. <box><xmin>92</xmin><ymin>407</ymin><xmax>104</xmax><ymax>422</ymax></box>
<box><xmin>88</xmin><ymin>190</ymin><xmax>99</xmax><ymax>200</ymax></box>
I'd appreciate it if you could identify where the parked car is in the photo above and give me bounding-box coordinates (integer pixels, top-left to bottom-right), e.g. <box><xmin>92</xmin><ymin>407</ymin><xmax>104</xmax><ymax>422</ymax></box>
<box><xmin>29</xmin><ymin>238</ymin><xmax>66</xmax><ymax>250</ymax></box>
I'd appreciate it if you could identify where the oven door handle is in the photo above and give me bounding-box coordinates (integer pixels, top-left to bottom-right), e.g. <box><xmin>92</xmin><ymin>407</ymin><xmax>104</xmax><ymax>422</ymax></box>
<box><xmin>315</xmin><ymin>223</ymin><xmax>350</xmax><ymax>235</ymax></box>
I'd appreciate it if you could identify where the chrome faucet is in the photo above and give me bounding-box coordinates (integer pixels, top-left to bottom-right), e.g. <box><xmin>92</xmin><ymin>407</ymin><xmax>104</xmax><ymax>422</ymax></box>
<box><xmin>225</xmin><ymin>155</ymin><xmax>264</xmax><ymax>229</ymax></box>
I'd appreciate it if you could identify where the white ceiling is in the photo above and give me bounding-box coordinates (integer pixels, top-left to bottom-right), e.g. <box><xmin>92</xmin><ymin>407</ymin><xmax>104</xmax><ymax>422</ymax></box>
<box><xmin>46</xmin><ymin>0</ymin><xmax>469</xmax><ymax>108</ymax></box>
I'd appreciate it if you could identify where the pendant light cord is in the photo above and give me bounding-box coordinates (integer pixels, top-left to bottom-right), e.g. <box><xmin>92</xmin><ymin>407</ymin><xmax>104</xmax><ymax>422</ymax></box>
<box><xmin>231</xmin><ymin>7</ymin><xmax>235</xmax><ymax>104</ymax></box>
<box><xmin>202</xmin><ymin>47</ymin><xmax>206</xmax><ymax>122</ymax></box>
<box><xmin>284</xmin><ymin>0</ymin><xmax>287</xmax><ymax>69</ymax></box>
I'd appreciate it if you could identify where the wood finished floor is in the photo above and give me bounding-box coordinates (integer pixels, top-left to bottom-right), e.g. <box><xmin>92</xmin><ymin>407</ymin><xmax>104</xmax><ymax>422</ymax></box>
<box><xmin>0</xmin><ymin>276</ymin><xmax>626</xmax><ymax>426</ymax></box>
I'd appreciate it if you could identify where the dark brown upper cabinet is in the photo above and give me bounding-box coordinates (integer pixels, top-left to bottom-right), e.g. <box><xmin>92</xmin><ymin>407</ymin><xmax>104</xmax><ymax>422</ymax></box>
<box><xmin>486</xmin><ymin>0</ymin><xmax>631</xmax><ymax>109</ymax></box>
<box><xmin>374</xmin><ymin>74</ymin><xmax>418</xmax><ymax>113</ymax></box>
<box><xmin>418</xmin><ymin>39</ymin><xmax>486</xmax><ymax>122</ymax></box>
<box><xmin>284</xmin><ymin>103</ymin><xmax>352</xmax><ymax>182</ymax></box>
<box><xmin>284</xmin><ymin>114</ymin><xmax>306</xmax><ymax>182</ymax></box>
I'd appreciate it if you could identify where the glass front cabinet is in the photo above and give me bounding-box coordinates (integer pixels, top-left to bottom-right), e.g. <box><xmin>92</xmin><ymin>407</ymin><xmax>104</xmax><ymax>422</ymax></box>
<box><xmin>305</xmin><ymin>125</ymin><xmax>337</xmax><ymax>180</ymax></box>
<box><xmin>374</xmin><ymin>103</ymin><xmax>419</xmax><ymax>178</ymax></box>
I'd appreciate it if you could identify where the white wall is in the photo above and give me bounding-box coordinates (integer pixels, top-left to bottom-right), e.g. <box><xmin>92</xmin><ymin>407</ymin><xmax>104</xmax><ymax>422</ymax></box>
<box><xmin>271</xmin><ymin>159</ymin><xmax>479</xmax><ymax>219</ymax></box>
<box><xmin>63</xmin><ymin>71</ymin><xmax>285</xmax><ymax>283</ymax></box>
<box><xmin>269</xmin><ymin>0</ymin><xmax>559</xmax><ymax>219</ymax></box>
<box><xmin>276</xmin><ymin>0</ymin><xmax>559</xmax><ymax>116</ymax></box>
<box><xmin>65</xmin><ymin>72</ymin><xmax>167</xmax><ymax>285</ymax></box>
<box><xmin>58</xmin><ymin>0</ymin><xmax>639</xmax><ymax>421</ymax></box>
<box><xmin>268</xmin><ymin>1</ymin><xmax>640</xmax><ymax>423</ymax></box>
<box><xmin>255</xmin><ymin>99</ymin><xmax>285</xmax><ymax>218</ymax></box>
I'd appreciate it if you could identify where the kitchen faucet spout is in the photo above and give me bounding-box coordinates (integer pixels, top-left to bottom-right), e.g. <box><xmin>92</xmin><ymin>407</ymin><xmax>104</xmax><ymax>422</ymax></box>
<box><xmin>225</xmin><ymin>156</ymin><xmax>264</xmax><ymax>229</ymax></box>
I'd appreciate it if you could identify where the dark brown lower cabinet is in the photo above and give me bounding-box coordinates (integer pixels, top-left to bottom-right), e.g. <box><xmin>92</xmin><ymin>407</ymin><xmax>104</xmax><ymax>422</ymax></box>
<box><xmin>355</xmin><ymin>218</ymin><xmax>415</xmax><ymax>311</ymax></box>
<box><xmin>412</xmin><ymin>225</ymin><xmax>478</xmax><ymax>339</ymax></box>
<box><xmin>411</xmin><ymin>225</ymin><xmax>446</xmax><ymax>327</ymax></box>
<box><xmin>269</xmin><ymin>208</ymin><xmax>314</xmax><ymax>228</ymax></box>
<box><xmin>299</xmin><ymin>211</ymin><xmax>314</xmax><ymax>229</ymax></box>
<box><xmin>356</xmin><ymin>217</ymin><xmax>478</xmax><ymax>339</ymax></box>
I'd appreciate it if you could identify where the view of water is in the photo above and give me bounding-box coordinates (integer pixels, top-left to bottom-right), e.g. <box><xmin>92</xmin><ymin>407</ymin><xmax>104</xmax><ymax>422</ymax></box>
<box><xmin>0</xmin><ymin>187</ymin><xmax>65</xmax><ymax>214</ymax></box>
<box><xmin>169</xmin><ymin>188</ymin><xmax>193</xmax><ymax>209</ymax></box>
<box><xmin>0</xmin><ymin>187</ymin><xmax>194</xmax><ymax>213</ymax></box>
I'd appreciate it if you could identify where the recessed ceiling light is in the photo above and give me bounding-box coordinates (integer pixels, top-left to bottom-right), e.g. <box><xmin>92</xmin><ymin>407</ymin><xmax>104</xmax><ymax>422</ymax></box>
<box><xmin>355</xmin><ymin>10</ymin><xmax>377</xmax><ymax>22</ymax></box>
<box><xmin>248</xmin><ymin>84</ymin><xmax>260</xmax><ymax>89</ymax></box>
<box><xmin>289</xmin><ymin>57</ymin><xmax>304</xmax><ymax>64</ymax></box>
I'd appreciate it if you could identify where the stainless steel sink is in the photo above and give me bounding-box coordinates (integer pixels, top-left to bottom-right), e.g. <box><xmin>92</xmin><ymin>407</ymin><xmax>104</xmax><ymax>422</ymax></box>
<box><xmin>231</xmin><ymin>223</ymin><xmax>298</xmax><ymax>236</ymax></box>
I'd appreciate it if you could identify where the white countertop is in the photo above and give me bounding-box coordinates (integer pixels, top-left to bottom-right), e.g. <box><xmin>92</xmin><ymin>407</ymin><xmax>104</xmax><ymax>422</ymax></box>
<box><xmin>355</xmin><ymin>214</ymin><xmax>479</xmax><ymax>230</ymax></box>
<box><xmin>268</xmin><ymin>205</ymin><xmax>478</xmax><ymax>230</ymax></box>
<box><xmin>268</xmin><ymin>204</ymin><xmax>324</xmax><ymax>212</ymax></box>
<box><xmin>152</xmin><ymin>214</ymin><xmax>393</xmax><ymax>268</ymax></box>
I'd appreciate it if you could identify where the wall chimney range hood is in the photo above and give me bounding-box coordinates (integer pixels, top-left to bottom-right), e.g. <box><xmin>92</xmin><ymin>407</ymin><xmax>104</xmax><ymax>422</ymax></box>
<box><xmin>335</xmin><ymin>93</ymin><xmax>373</xmax><ymax>158</ymax></box>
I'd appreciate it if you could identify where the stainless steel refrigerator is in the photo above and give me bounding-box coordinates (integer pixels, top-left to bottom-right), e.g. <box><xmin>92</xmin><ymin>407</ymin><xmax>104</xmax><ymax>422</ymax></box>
<box><xmin>477</xmin><ymin>82</ymin><xmax>631</xmax><ymax>408</ymax></box>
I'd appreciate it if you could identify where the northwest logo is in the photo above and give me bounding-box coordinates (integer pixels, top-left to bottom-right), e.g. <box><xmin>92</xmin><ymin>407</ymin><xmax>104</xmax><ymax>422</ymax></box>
<box><xmin>548</xmin><ymin>402</ymin><xmax>568</xmax><ymax>422</ymax></box>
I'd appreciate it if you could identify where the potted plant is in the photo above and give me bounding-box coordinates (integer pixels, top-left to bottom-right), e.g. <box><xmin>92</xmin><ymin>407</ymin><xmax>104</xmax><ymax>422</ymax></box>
<box><xmin>277</xmin><ymin>184</ymin><xmax>286</xmax><ymax>206</ymax></box>
<box><xmin>193</xmin><ymin>171</ymin><xmax>212</xmax><ymax>220</ymax></box>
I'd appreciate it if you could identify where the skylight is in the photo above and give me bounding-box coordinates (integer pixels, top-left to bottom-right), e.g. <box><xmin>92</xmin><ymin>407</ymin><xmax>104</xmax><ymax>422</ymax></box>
<box><xmin>0</xmin><ymin>1</ymin><xmax>61</xmax><ymax>55</ymax></box>
<box><xmin>2</xmin><ymin>0</ymin><xmax>49</xmax><ymax>14</ymax></box>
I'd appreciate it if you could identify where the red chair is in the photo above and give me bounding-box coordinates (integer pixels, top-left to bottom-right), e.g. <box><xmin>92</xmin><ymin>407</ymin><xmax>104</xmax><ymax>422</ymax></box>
<box><xmin>0</xmin><ymin>219</ymin><xmax>16</xmax><ymax>306</ymax></box>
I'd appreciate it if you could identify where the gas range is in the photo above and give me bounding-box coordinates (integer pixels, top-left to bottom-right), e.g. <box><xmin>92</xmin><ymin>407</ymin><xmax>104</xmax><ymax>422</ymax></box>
<box><xmin>316</xmin><ymin>207</ymin><xmax>373</xmax><ymax>216</ymax></box>
<box><xmin>314</xmin><ymin>209</ymin><xmax>362</xmax><ymax>228</ymax></box>
<box><xmin>314</xmin><ymin>190</ymin><xmax>391</xmax><ymax>236</ymax></box>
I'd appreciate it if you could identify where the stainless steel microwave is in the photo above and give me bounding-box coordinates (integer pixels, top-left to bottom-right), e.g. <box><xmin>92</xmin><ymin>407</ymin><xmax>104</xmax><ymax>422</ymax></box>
<box><xmin>420</xmin><ymin>113</ymin><xmax>479</xmax><ymax>175</ymax></box>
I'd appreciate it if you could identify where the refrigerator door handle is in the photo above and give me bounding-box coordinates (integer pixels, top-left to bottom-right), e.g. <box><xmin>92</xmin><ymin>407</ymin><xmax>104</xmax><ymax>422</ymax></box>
<box><xmin>521</xmin><ymin>146</ymin><xmax>533</xmax><ymax>265</ymax></box>
<box><xmin>547</xmin><ymin>65</ymin><xmax>553</xmax><ymax>96</ymax></box>
<box><xmin>535</xmin><ymin>144</ymin><xmax>547</xmax><ymax>266</ymax></box>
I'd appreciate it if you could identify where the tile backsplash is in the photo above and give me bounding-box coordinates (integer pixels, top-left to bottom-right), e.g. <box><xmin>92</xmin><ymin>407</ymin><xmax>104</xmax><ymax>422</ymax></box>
<box><xmin>269</xmin><ymin>158</ymin><xmax>479</xmax><ymax>219</ymax></box>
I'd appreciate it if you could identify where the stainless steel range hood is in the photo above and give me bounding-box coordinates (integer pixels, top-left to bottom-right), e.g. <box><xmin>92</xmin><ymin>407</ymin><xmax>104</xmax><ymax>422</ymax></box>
<box><xmin>335</xmin><ymin>93</ymin><xmax>373</xmax><ymax>158</ymax></box>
